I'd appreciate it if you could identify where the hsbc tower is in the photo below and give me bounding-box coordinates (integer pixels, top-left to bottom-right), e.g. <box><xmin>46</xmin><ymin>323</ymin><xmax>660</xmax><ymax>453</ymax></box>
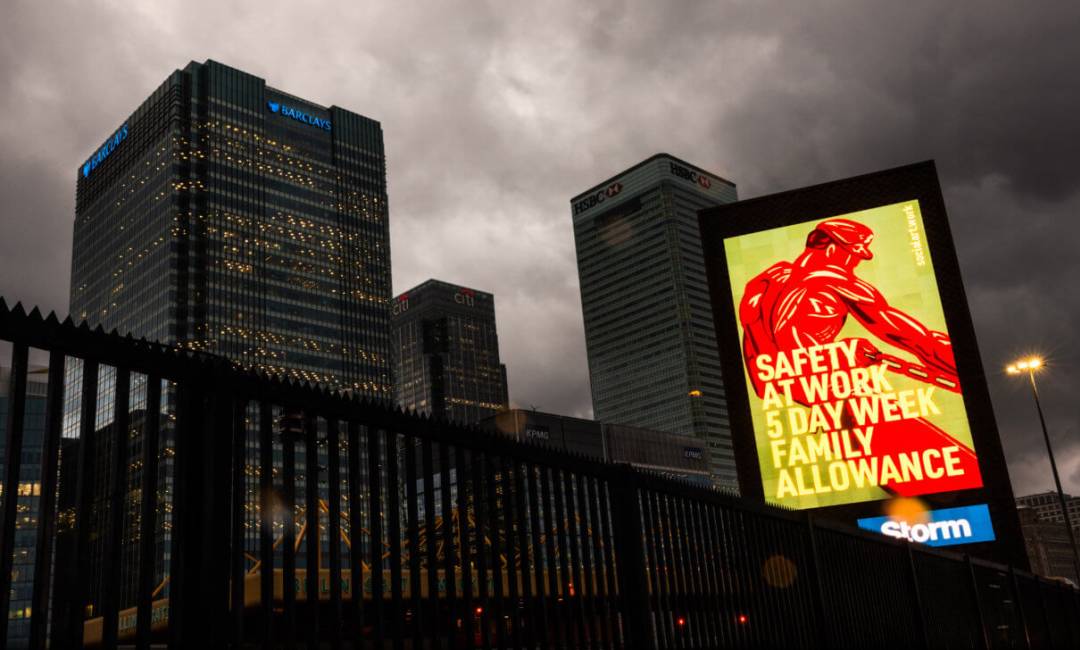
<box><xmin>571</xmin><ymin>154</ymin><xmax>739</xmax><ymax>487</ymax></box>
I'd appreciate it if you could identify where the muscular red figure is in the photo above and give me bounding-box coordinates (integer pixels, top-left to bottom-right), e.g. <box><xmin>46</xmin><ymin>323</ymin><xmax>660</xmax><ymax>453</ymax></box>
<box><xmin>739</xmin><ymin>218</ymin><xmax>982</xmax><ymax>496</ymax></box>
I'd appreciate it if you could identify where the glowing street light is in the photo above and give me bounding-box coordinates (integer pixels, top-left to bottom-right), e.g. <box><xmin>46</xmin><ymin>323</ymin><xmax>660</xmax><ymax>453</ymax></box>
<box><xmin>1006</xmin><ymin>356</ymin><xmax>1080</xmax><ymax>582</ymax></box>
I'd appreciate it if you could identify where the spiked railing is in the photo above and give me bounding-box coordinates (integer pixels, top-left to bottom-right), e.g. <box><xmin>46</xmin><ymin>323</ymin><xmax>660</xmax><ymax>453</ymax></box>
<box><xmin>0</xmin><ymin>298</ymin><xmax>1078</xmax><ymax>649</ymax></box>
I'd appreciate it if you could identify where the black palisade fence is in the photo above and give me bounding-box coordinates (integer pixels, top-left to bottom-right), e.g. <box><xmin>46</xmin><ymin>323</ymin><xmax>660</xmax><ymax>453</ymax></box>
<box><xmin>0</xmin><ymin>298</ymin><xmax>1079</xmax><ymax>649</ymax></box>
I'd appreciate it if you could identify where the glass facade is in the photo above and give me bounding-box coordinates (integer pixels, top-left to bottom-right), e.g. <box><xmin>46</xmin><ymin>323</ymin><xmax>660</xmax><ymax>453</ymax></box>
<box><xmin>392</xmin><ymin>280</ymin><xmax>509</xmax><ymax>424</ymax></box>
<box><xmin>571</xmin><ymin>154</ymin><xmax>738</xmax><ymax>488</ymax></box>
<box><xmin>0</xmin><ymin>367</ymin><xmax>48</xmax><ymax>648</ymax></box>
<box><xmin>71</xmin><ymin>59</ymin><xmax>393</xmax><ymax>395</ymax></box>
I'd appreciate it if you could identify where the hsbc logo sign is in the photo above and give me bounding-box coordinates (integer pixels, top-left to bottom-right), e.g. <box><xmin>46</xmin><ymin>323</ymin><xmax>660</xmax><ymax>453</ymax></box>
<box><xmin>669</xmin><ymin>162</ymin><xmax>713</xmax><ymax>189</ymax></box>
<box><xmin>572</xmin><ymin>182</ymin><xmax>623</xmax><ymax>215</ymax></box>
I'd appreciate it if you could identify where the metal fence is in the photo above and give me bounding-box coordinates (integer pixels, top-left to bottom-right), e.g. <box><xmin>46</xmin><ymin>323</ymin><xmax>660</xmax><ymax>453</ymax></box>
<box><xmin>0</xmin><ymin>297</ymin><xmax>1078</xmax><ymax>649</ymax></box>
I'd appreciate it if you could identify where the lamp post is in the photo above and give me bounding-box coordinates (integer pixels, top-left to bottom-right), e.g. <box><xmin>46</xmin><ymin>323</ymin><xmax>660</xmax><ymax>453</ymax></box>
<box><xmin>1006</xmin><ymin>357</ymin><xmax>1080</xmax><ymax>582</ymax></box>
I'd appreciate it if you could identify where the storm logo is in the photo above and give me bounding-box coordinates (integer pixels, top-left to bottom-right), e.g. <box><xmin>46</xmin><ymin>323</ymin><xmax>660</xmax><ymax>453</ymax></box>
<box><xmin>857</xmin><ymin>504</ymin><xmax>995</xmax><ymax>547</ymax></box>
<box><xmin>880</xmin><ymin>517</ymin><xmax>972</xmax><ymax>544</ymax></box>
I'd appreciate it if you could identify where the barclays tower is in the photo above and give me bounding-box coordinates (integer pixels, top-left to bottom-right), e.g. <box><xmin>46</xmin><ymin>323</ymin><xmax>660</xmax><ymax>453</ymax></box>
<box><xmin>71</xmin><ymin>59</ymin><xmax>393</xmax><ymax>395</ymax></box>
<box><xmin>63</xmin><ymin>61</ymin><xmax>393</xmax><ymax>634</ymax></box>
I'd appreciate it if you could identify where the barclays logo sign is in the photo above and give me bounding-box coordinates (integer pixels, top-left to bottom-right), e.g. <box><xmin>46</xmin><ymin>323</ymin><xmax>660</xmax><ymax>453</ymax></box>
<box><xmin>82</xmin><ymin>124</ymin><xmax>129</xmax><ymax>178</ymax></box>
<box><xmin>267</xmin><ymin>100</ymin><xmax>331</xmax><ymax>131</ymax></box>
<box><xmin>857</xmin><ymin>504</ymin><xmax>996</xmax><ymax>548</ymax></box>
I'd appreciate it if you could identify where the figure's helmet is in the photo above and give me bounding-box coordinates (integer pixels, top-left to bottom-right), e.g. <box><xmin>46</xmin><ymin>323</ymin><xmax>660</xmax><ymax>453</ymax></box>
<box><xmin>806</xmin><ymin>219</ymin><xmax>874</xmax><ymax>260</ymax></box>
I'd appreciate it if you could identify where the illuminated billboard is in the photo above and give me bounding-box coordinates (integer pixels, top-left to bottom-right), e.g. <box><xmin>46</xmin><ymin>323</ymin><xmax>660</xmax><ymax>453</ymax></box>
<box><xmin>721</xmin><ymin>200</ymin><xmax>982</xmax><ymax>509</ymax></box>
<box><xmin>699</xmin><ymin>162</ymin><xmax>1028</xmax><ymax>566</ymax></box>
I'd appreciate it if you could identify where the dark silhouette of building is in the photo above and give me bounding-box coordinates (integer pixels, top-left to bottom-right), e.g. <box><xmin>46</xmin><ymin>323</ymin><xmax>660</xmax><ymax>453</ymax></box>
<box><xmin>392</xmin><ymin>280</ymin><xmax>509</xmax><ymax>424</ymax></box>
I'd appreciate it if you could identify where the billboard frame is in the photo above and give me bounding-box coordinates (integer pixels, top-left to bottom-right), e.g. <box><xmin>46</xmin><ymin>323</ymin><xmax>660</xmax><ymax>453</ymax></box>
<box><xmin>699</xmin><ymin>160</ymin><xmax>1027</xmax><ymax>567</ymax></box>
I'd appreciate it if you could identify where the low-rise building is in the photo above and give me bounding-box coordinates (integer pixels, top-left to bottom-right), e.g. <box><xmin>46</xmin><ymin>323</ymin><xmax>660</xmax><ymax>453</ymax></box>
<box><xmin>483</xmin><ymin>409</ymin><xmax>713</xmax><ymax>486</ymax></box>
<box><xmin>1017</xmin><ymin>506</ymin><xmax>1078</xmax><ymax>585</ymax></box>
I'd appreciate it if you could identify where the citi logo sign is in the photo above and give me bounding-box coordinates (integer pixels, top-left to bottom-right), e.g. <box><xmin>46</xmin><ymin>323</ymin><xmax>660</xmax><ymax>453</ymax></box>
<box><xmin>669</xmin><ymin>162</ymin><xmax>713</xmax><ymax>190</ymax></box>
<box><xmin>572</xmin><ymin>182</ymin><xmax>623</xmax><ymax>215</ymax></box>
<box><xmin>82</xmin><ymin>123</ymin><xmax>129</xmax><ymax>178</ymax></box>
<box><xmin>857</xmin><ymin>504</ymin><xmax>995</xmax><ymax>548</ymax></box>
<box><xmin>454</xmin><ymin>288</ymin><xmax>476</xmax><ymax>307</ymax></box>
<box><xmin>267</xmin><ymin>100</ymin><xmax>332</xmax><ymax>131</ymax></box>
<box><xmin>392</xmin><ymin>295</ymin><xmax>409</xmax><ymax>316</ymax></box>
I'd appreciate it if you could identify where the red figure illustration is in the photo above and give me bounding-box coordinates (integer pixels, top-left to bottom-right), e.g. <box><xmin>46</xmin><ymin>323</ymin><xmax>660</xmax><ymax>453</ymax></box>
<box><xmin>739</xmin><ymin>218</ymin><xmax>982</xmax><ymax>496</ymax></box>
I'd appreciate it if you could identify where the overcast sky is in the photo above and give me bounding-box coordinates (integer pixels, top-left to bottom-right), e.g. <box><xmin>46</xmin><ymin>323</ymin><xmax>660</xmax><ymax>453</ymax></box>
<box><xmin>1</xmin><ymin>1</ymin><xmax>1078</xmax><ymax>497</ymax></box>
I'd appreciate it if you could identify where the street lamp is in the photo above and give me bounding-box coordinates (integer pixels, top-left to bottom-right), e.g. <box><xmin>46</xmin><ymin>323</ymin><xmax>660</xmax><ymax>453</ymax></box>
<box><xmin>1006</xmin><ymin>357</ymin><xmax>1080</xmax><ymax>582</ymax></box>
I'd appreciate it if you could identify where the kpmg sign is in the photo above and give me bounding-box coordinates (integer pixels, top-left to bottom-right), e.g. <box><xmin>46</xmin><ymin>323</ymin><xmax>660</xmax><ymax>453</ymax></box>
<box><xmin>82</xmin><ymin>124</ymin><xmax>129</xmax><ymax>178</ymax></box>
<box><xmin>857</xmin><ymin>504</ymin><xmax>995</xmax><ymax>548</ymax></box>
<box><xmin>267</xmin><ymin>100</ymin><xmax>331</xmax><ymax>131</ymax></box>
<box><xmin>525</xmin><ymin>426</ymin><xmax>551</xmax><ymax>441</ymax></box>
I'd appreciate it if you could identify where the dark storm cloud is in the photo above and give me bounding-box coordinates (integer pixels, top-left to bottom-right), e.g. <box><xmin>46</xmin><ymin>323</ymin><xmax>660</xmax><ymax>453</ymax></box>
<box><xmin>1</xmin><ymin>1</ymin><xmax>1077</xmax><ymax>492</ymax></box>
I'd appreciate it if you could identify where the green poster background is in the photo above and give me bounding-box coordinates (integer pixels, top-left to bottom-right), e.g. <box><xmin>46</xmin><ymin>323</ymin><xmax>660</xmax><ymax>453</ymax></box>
<box><xmin>723</xmin><ymin>200</ymin><xmax>977</xmax><ymax>509</ymax></box>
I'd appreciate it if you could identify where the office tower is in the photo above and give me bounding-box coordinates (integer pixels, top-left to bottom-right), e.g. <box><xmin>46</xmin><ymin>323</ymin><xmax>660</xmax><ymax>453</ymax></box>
<box><xmin>571</xmin><ymin>154</ymin><xmax>738</xmax><ymax>487</ymax></box>
<box><xmin>392</xmin><ymin>280</ymin><xmax>509</xmax><ymax>424</ymax></box>
<box><xmin>65</xmin><ymin>59</ymin><xmax>392</xmax><ymax>637</ymax></box>
<box><xmin>71</xmin><ymin>59</ymin><xmax>392</xmax><ymax>396</ymax></box>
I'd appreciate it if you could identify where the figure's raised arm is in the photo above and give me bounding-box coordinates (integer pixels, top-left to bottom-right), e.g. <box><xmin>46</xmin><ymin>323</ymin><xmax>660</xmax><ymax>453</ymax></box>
<box><xmin>833</xmin><ymin>277</ymin><xmax>957</xmax><ymax>377</ymax></box>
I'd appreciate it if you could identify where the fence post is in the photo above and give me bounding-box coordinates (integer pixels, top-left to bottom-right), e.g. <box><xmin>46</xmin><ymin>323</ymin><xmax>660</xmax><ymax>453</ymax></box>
<box><xmin>805</xmin><ymin>514</ymin><xmax>831</xmax><ymax>650</ymax></box>
<box><xmin>0</xmin><ymin>343</ymin><xmax>28</xmax><ymax>646</ymax></box>
<box><xmin>1008</xmin><ymin>566</ymin><xmax>1031</xmax><ymax>650</ymax></box>
<box><xmin>28</xmin><ymin>350</ymin><xmax>65</xmax><ymax>650</ymax></box>
<box><xmin>906</xmin><ymin>544</ymin><xmax>931</xmax><ymax>649</ymax></box>
<box><xmin>1058</xmin><ymin>580</ymin><xmax>1077</xmax><ymax>649</ymax></box>
<box><xmin>966</xmin><ymin>555</ymin><xmax>989</xmax><ymax>650</ymax></box>
<box><xmin>609</xmin><ymin>465</ymin><xmax>655</xmax><ymax>650</ymax></box>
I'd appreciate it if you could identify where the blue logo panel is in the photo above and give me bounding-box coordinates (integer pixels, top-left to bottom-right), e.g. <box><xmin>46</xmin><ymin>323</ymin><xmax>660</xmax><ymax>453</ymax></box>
<box><xmin>267</xmin><ymin>100</ymin><xmax>331</xmax><ymax>131</ymax></box>
<box><xmin>857</xmin><ymin>504</ymin><xmax>995</xmax><ymax>547</ymax></box>
<box><xmin>82</xmin><ymin>123</ymin><xmax>129</xmax><ymax>178</ymax></box>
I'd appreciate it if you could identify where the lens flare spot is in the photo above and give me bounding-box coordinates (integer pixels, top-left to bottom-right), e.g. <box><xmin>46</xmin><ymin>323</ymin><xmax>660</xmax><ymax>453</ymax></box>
<box><xmin>885</xmin><ymin>497</ymin><xmax>930</xmax><ymax>525</ymax></box>
<box><xmin>762</xmin><ymin>554</ymin><xmax>798</xmax><ymax>588</ymax></box>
